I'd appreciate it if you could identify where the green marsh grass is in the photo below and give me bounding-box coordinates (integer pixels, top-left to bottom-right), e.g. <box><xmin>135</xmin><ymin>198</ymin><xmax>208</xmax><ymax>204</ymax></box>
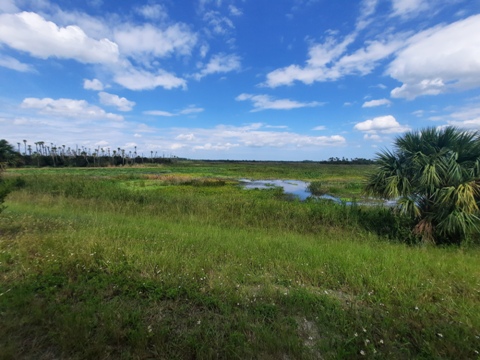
<box><xmin>1</xmin><ymin>163</ymin><xmax>479</xmax><ymax>359</ymax></box>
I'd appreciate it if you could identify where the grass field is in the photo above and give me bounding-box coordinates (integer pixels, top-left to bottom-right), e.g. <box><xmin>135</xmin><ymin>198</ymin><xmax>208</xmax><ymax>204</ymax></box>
<box><xmin>1</xmin><ymin>162</ymin><xmax>479</xmax><ymax>359</ymax></box>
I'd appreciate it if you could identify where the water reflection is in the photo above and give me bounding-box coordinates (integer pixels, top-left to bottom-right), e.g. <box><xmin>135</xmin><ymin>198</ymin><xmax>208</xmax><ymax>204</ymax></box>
<box><xmin>240</xmin><ymin>179</ymin><xmax>395</xmax><ymax>206</ymax></box>
<box><xmin>240</xmin><ymin>179</ymin><xmax>312</xmax><ymax>200</ymax></box>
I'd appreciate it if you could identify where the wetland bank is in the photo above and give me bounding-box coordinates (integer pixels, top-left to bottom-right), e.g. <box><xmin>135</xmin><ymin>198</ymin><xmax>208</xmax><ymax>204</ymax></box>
<box><xmin>1</xmin><ymin>161</ymin><xmax>479</xmax><ymax>359</ymax></box>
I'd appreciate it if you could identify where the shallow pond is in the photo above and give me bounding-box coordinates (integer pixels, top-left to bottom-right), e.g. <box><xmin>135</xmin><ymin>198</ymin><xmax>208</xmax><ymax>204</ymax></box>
<box><xmin>240</xmin><ymin>179</ymin><xmax>396</xmax><ymax>206</ymax></box>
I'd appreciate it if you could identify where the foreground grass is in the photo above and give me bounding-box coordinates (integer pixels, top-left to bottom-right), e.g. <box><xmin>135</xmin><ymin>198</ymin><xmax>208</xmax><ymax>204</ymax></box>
<box><xmin>1</xmin><ymin>165</ymin><xmax>479</xmax><ymax>359</ymax></box>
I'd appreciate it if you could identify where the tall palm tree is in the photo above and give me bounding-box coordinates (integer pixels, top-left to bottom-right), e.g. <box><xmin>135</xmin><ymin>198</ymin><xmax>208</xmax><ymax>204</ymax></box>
<box><xmin>365</xmin><ymin>127</ymin><xmax>480</xmax><ymax>245</ymax></box>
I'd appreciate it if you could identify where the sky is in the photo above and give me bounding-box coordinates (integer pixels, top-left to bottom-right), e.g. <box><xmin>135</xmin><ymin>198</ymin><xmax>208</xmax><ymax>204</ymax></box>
<box><xmin>1</xmin><ymin>0</ymin><xmax>480</xmax><ymax>161</ymax></box>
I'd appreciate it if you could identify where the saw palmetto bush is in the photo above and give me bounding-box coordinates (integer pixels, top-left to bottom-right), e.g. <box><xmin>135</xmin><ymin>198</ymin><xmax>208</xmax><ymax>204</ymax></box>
<box><xmin>365</xmin><ymin>127</ymin><xmax>480</xmax><ymax>245</ymax></box>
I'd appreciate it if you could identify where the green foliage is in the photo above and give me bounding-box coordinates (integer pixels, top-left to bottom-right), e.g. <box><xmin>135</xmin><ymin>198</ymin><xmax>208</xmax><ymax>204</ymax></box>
<box><xmin>0</xmin><ymin>165</ymin><xmax>11</xmax><ymax>215</ymax></box>
<box><xmin>1</xmin><ymin>165</ymin><xmax>480</xmax><ymax>358</ymax></box>
<box><xmin>0</xmin><ymin>139</ymin><xmax>19</xmax><ymax>165</ymax></box>
<box><xmin>366</xmin><ymin>127</ymin><xmax>480</xmax><ymax>245</ymax></box>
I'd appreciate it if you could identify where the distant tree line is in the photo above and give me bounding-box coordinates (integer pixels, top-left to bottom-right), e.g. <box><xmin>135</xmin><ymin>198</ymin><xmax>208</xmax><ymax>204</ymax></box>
<box><xmin>0</xmin><ymin>139</ymin><xmax>178</xmax><ymax>167</ymax></box>
<box><xmin>319</xmin><ymin>157</ymin><xmax>375</xmax><ymax>164</ymax></box>
<box><xmin>1</xmin><ymin>139</ymin><xmax>375</xmax><ymax>167</ymax></box>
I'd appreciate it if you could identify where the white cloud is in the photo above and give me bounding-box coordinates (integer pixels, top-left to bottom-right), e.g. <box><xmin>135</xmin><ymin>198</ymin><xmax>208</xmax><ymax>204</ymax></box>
<box><xmin>312</xmin><ymin>126</ymin><xmax>326</xmax><ymax>130</ymax></box>
<box><xmin>135</xmin><ymin>4</ymin><xmax>168</xmax><ymax>20</ymax></box>
<box><xmin>356</xmin><ymin>0</ymin><xmax>379</xmax><ymax>30</ymax></box>
<box><xmin>236</xmin><ymin>93</ymin><xmax>322</xmax><ymax>112</ymax></box>
<box><xmin>176</xmin><ymin>134</ymin><xmax>196</xmax><ymax>141</ymax></box>
<box><xmin>362</xmin><ymin>98</ymin><xmax>392</xmax><ymax>107</ymax></box>
<box><xmin>199</xmin><ymin>43</ymin><xmax>209</xmax><ymax>58</ymax></box>
<box><xmin>21</xmin><ymin>97</ymin><xmax>123</xmax><ymax>121</ymax></box>
<box><xmin>203</xmin><ymin>10</ymin><xmax>234</xmax><ymax>35</ymax></box>
<box><xmin>187</xmin><ymin>123</ymin><xmax>346</xmax><ymax>150</ymax></box>
<box><xmin>193</xmin><ymin>142</ymin><xmax>239</xmax><ymax>151</ymax></box>
<box><xmin>391</xmin><ymin>0</ymin><xmax>428</xmax><ymax>18</ymax></box>
<box><xmin>0</xmin><ymin>55</ymin><xmax>34</xmax><ymax>72</ymax></box>
<box><xmin>264</xmin><ymin>35</ymin><xmax>403</xmax><ymax>87</ymax></box>
<box><xmin>354</xmin><ymin>115</ymin><xmax>410</xmax><ymax>133</ymax></box>
<box><xmin>143</xmin><ymin>110</ymin><xmax>176</xmax><ymax>117</ymax></box>
<box><xmin>431</xmin><ymin>105</ymin><xmax>480</xmax><ymax>130</ymax></box>
<box><xmin>388</xmin><ymin>15</ymin><xmax>480</xmax><ymax>99</ymax></box>
<box><xmin>144</xmin><ymin>105</ymin><xmax>204</xmax><ymax>117</ymax></box>
<box><xmin>363</xmin><ymin>133</ymin><xmax>382</xmax><ymax>141</ymax></box>
<box><xmin>83</xmin><ymin>78</ymin><xmax>104</xmax><ymax>91</ymax></box>
<box><xmin>179</xmin><ymin>106</ymin><xmax>204</xmax><ymax>115</ymax></box>
<box><xmin>194</xmin><ymin>53</ymin><xmax>241</xmax><ymax>80</ymax></box>
<box><xmin>114</xmin><ymin>66</ymin><xmax>186</xmax><ymax>91</ymax></box>
<box><xmin>0</xmin><ymin>12</ymin><xmax>119</xmax><ymax>64</ymax></box>
<box><xmin>114</xmin><ymin>23</ymin><xmax>197</xmax><ymax>58</ymax></box>
<box><xmin>98</xmin><ymin>92</ymin><xmax>135</xmax><ymax>111</ymax></box>
<box><xmin>229</xmin><ymin>5</ymin><xmax>243</xmax><ymax>16</ymax></box>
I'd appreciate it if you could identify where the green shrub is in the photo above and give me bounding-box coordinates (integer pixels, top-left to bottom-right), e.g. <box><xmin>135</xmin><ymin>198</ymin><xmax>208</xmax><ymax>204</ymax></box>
<box><xmin>0</xmin><ymin>166</ymin><xmax>11</xmax><ymax>214</ymax></box>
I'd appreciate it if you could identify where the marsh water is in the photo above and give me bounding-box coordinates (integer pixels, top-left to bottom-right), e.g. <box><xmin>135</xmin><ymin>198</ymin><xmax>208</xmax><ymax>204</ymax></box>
<box><xmin>240</xmin><ymin>179</ymin><xmax>396</xmax><ymax>206</ymax></box>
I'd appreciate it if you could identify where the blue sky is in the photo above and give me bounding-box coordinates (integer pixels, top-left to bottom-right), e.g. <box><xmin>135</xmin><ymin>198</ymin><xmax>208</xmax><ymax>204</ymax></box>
<box><xmin>1</xmin><ymin>0</ymin><xmax>480</xmax><ymax>160</ymax></box>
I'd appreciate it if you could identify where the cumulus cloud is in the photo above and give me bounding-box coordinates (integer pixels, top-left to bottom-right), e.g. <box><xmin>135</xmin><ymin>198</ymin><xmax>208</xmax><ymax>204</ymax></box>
<box><xmin>264</xmin><ymin>35</ymin><xmax>403</xmax><ymax>87</ymax></box>
<box><xmin>388</xmin><ymin>15</ymin><xmax>480</xmax><ymax>99</ymax></box>
<box><xmin>83</xmin><ymin>78</ymin><xmax>104</xmax><ymax>91</ymax></box>
<box><xmin>194</xmin><ymin>53</ymin><xmax>241</xmax><ymax>80</ymax></box>
<box><xmin>135</xmin><ymin>4</ymin><xmax>168</xmax><ymax>20</ymax></box>
<box><xmin>185</xmin><ymin>123</ymin><xmax>346</xmax><ymax>151</ymax></box>
<box><xmin>114</xmin><ymin>66</ymin><xmax>186</xmax><ymax>91</ymax></box>
<box><xmin>354</xmin><ymin>115</ymin><xmax>410</xmax><ymax>133</ymax></box>
<box><xmin>0</xmin><ymin>12</ymin><xmax>119</xmax><ymax>64</ymax></box>
<box><xmin>98</xmin><ymin>92</ymin><xmax>135</xmax><ymax>111</ymax></box>
<box><xmin>236</xmin><ymin>93</ymin><xmax>322</xmax><ymax>112</ymax></box>
<box><xmin>362</xmin><ymin>98</ymin><xmax>392</xmax><ymax>107</ymax></box>
<box><xmin>21</xmin><ymin>97</ymin><xmax>123</xmax><ymax>121</ymax></box>
<box><xmin>113</xmin><ymin>23</ymin><xmax>197</xmax><ymax>58</ymax></box>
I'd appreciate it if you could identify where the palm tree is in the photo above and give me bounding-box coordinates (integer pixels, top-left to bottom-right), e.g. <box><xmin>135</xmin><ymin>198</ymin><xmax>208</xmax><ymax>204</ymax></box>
<box><xmin>365</xmin><ymin>127</ymin><xmax>480</xmax><ymax>245</ymax></box>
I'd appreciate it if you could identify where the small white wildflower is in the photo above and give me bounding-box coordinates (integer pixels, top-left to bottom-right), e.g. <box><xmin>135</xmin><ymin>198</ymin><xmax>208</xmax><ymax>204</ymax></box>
<box><xmin>360</xmin><ymin>350</ymin><xmax>366</xmax><ymax>356</ymax></box>
<box><xmin>437</xmin><ymin>333</ymin><xmax>443</xmax><ymax>338</ymax></box>
<box><xmin>197</xmin><ymin>320</ymin><xmax>201</xmax><ymax>325</ymax></box>
<box><xmin>379</xmin><ymin>339</ymin><xmax>384</xmax><ymax>344</ymax></box>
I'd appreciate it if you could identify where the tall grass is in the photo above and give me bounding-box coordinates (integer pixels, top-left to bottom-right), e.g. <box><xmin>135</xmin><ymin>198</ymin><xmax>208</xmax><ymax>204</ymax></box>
<box><xmin>1</xmin><ymin>166</ymin><xmax>479</xmax><ymax>359</ymax></box>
